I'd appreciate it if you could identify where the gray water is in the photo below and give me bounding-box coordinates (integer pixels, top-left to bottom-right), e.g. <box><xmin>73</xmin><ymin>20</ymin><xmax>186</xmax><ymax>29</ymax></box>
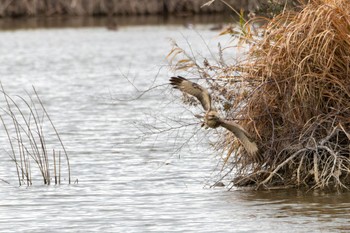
<box><xmin>0</xmin><ymin>25</ymin><xmax>350</xmax><ymax>233</ymax></box>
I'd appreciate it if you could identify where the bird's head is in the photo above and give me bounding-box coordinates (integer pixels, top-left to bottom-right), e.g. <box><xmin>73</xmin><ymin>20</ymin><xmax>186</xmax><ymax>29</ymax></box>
<box><xmin>206</xmin><ymin>110</ymin><xmax>219</xmax><ymax>120</ymax></box>
<box><xmin>204</xmin><ymin>110</ymin><xmax>220</xmax><ymax>128</ymax></box>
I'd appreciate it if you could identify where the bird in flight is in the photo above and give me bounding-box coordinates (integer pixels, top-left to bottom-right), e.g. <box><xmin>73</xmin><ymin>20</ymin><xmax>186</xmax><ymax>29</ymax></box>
<box><xmin>170</xmin><ymin>76</ymin><xmax>258</xmax><ymax>156</ymax></box>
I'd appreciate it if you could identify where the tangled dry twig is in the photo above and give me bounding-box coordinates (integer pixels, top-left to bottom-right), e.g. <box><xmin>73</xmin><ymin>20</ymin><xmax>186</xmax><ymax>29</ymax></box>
<box><xmin>169</xmin><ymin>0</ymin><xmax>350</xmax><ymax>190</ymax></box>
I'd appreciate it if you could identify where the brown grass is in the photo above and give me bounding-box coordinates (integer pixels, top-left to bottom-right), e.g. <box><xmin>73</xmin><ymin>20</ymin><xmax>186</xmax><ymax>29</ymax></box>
<box><xmin>0</xmin><ymin>0</ymin><xmax>249</xmax><ymax>17</ymax></box>
<box><xmin>169</xmin><ymin>0</ymin><xmax>350</xmax><ymax>190</ymax></box>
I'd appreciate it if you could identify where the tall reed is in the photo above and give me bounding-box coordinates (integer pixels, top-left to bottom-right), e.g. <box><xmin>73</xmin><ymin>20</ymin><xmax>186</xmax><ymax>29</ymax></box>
<box><xmin>0</xmin><ymin>84</ymin><xmax>71</xmax><ymax>186</ymax></box>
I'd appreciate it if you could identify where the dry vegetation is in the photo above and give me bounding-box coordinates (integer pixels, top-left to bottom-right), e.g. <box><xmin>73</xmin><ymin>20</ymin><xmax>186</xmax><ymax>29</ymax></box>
<box><xmin>169</xmin><ymin>0</ymin><xmax>350</xmax><ymax>190</ymax></box>
<box><xmin>0</xmin><ymin>85</ymin><xmax>71</xmax><ymax>186</ymax></box>
<box><xmin>0</xmin><ymin>0</ymin><xmax>248</xmax><ymax>17</ymax></box>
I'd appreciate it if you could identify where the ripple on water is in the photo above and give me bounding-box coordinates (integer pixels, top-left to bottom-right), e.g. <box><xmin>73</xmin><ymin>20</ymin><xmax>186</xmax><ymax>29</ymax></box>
<box><xmin>0</xmin><ymin>26</ymin><xmax>350</xmax><ymax>233</ymax></box>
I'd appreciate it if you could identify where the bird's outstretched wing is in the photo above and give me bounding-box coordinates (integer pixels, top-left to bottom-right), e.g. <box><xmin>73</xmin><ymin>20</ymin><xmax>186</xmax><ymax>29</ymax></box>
<box><xmin>219</xmin><ymin>119</ymin><xmax>259</xmax><ymax>156</ymax></box>
<box><xmin>170</xmin><ymin>76</ymin><xmax>212</xmax><ymax>111</ymax></box>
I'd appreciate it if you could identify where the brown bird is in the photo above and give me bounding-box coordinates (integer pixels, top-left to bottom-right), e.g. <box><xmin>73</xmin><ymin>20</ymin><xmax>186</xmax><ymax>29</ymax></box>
<box><xmin>170</xmin><ymin>76</ymin><xmax>258</xmax><ymax>156</ymax></box>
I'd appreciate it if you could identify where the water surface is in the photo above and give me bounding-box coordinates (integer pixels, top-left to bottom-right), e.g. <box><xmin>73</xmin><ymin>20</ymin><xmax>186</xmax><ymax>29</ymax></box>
<box><xmin>0</xmin><ymin>24</ymin><xmax>350</xmax><ymax>232</ymax></box>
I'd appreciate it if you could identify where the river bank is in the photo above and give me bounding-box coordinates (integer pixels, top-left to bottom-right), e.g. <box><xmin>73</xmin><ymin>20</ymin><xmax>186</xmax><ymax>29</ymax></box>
<box><xmin>0</xmin><ymin>0</ymin><xmax>260</xmax><ymax>18</ymax></box>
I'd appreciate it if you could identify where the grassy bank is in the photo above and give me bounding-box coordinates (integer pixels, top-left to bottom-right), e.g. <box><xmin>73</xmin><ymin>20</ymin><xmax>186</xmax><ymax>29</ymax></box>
<box><xmin>0</xmin><ymin>0</ymin><xmax>258</xmax><ymax>18</ymax></box>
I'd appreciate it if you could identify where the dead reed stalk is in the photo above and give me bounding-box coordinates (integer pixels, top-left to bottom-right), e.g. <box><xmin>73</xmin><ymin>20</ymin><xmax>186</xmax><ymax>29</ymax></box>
<box><xmin>0</xmin><ymin>84</ymin><xmax>71</xmax><ymax>186</ymax></box>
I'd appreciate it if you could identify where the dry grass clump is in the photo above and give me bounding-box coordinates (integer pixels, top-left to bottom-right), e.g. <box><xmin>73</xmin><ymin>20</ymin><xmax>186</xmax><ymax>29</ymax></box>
<box><xmin>170</xmin><ymin>0</ymin><xmax>350</xmax><ymax>190</ymax></box>
<box><xmin>234</xmin><ymin>0</ymin><xmax>350</xmax><ymax>190</ymax></box>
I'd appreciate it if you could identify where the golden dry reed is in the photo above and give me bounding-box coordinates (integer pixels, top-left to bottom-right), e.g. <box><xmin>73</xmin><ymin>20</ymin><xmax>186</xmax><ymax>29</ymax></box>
<box><xmin>169</xmin><ymin>0</ymin><xmax>350</xmax><ymax>190</ymax></box>
<box><xmin>0</xmin><ymin>0</ymin><xmax>249</xmax><ymax>17</ymax></box>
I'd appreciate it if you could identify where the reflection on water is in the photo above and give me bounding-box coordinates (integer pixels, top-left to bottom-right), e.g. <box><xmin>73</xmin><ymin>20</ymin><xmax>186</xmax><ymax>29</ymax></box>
<box><xmin>0</xmin><ymin>24</ymin><xmax>350</xmax><ymax>232</ymax></box>
<box><xmin>0</xmin><ymin>14</ymin><xmax>233</xmax><ymax>30</ymax></box>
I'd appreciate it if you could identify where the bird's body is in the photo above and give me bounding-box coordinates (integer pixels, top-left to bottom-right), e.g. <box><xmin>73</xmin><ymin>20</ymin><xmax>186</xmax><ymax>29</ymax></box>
<box><xmin>170</xmin><ymin>76</ymin><xmax>259</xmax><ymax>156</ymax></box>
